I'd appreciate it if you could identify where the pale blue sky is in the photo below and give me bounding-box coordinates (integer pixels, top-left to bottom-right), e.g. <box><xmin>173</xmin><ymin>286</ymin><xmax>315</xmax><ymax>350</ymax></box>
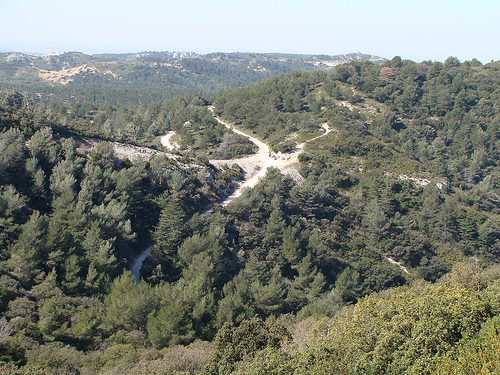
<box><xmin>1</xmin><ymin>0</ymin><xmax>498</xmax><ymax>63</ymax></box>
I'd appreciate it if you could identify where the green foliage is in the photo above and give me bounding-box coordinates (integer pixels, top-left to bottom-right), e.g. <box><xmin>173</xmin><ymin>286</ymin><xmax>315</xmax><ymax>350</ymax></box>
<box><xmin>214</xmin><ymin>71</ymin><xmax>326</xmax><ymax>145</ymax></box>
<box><xmin>0</xmin><ymin>92</ymin><xmax>239</xmax><ymax>373</ymax></box>
<box><xmin>24</xmin><ymin>344</ymin><xmax>89</xmax><ymax>374</ymax></box>
<box><xmin>7</xmin><ymin>211</ymin><xmax>47</xmax><ymax>285</ymax></box>
<box><xmin>103</xmin><ymin>272</ymin><xmax>158</xmax><ymax>333</ymax></box>
<box><xmin>2</xmin><ymin>54</ymin><xmax>500</xmax><ymax>374</ymax></box>
<box><xmin>202</xmin><ymin>316</ymin><xmax>291</xmax><ymax>375</ymax></box>
<box><xmin>0</xmin><ymin>335</ymin><xmax>26</xmax><ymax>367</ymax></box>
<box><xmin>434</xmin><ymin>314</ymin><xmax>500</xmax><ymax>374</ymax></box>
<box><xmin>226</xmin><ymin>264</ymin><xmax>500</xmax><ymax>375</ymax></box>
<box><xmin>152</xmin><ymin>194</ymin><xmax>185</xmax><ymax>264</ymax></box>
<box><xmin>92</xmin><ymin>343</ymin><xmax>141</xmax><ymax>372</ymax></box>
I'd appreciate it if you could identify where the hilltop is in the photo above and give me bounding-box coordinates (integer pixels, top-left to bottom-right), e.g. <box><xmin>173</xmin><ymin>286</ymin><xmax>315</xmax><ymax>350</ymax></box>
<box><xmin>0</xmin><ymin>51</ymin><xmax>385</xmax><ymax>104</ymax></box>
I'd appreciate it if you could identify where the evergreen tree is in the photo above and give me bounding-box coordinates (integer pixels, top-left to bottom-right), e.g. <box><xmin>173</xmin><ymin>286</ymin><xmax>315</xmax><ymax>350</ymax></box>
<box><xmin>152</xmin><ymin>193</ymin><xmax>185</xmax><ymax>263</ymax></box>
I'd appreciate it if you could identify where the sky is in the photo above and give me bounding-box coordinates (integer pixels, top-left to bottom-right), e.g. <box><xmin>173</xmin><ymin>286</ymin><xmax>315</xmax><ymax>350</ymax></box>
<box><xmin>1</xmin><ymin>0</ymin><xmax>499</xmax><ymax>63</ymax></box>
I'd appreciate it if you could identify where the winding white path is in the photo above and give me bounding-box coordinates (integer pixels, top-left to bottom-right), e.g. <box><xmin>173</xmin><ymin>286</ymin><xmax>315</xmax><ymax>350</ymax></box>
<box><xmin>211</xmin><ymin>116</ymin><xmax>332</xmax><ymax>205</ymax></box>
<box><xmin>131</xmin><ymin>245</ymin><xmax>153</xmax><ymax>283</ymax></box>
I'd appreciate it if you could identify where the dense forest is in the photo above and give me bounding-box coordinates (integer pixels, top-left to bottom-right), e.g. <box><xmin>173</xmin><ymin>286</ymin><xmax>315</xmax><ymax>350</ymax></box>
<box><xmin>1</xmin><ymin>55</ymin><xmax>500</xmax><ymax>374</ymax></box>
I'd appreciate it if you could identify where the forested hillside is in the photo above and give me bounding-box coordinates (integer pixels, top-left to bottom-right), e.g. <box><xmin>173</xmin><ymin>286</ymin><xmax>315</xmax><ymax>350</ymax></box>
<box><xmin>213</xmin><ymin>57</ymin><xmax>500</xmax><ymax>259</ymax></box>
<box><xmin>1</xmin><ymin>54</ymin><xmax>500</xmax><ymax>374</ymax></box>
<box><xmin>0</xmin><ymin>51</ymin><xmax>384</xmax><ymax>105</ymax></box>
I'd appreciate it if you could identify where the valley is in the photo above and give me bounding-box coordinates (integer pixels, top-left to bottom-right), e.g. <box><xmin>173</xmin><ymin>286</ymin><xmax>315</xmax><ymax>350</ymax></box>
<box><xmin>1</xmin><ymin>55</ymin><xmax>500</xmax><ymax>374</ymax></box>
<box><xmin>131</xmin><ymin>112</ymin><xmax>333</xmax><ymax>281</ymax></box>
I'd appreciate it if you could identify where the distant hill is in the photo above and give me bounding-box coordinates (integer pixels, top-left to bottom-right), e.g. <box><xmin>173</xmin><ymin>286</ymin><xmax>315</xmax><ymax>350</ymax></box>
<box><xmin>0</xmin><ymin>51</ymin><xmax>385</xmax><ymax>104</ymax></box>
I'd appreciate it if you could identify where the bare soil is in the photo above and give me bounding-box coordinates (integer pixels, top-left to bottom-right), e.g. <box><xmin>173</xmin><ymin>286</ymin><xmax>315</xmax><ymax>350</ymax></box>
<box><xmin>160</xmin><ymin>131</ymin><xmax>179</xmax><ymax>150</ymax></box>
<box><xmin>38</xmin><ymin>64</ymin><xmax>117</xmax><ymax>85</ymax></box>
<box><xmin>75</xmin><ymin>137</ymin><xmax>178</xmax><ymax>162</ymax></box>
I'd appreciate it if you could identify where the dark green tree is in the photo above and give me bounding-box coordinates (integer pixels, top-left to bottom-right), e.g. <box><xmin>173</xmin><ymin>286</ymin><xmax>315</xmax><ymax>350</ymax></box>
<box><xmin>152</xmin><ymin>193</ymin><xmax>185</xmax><ymax>263</ymax></box>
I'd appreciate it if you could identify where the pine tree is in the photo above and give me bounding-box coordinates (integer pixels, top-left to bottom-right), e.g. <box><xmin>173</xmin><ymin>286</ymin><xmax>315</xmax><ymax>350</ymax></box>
<box><xmin>282</xmin><ymin>224</ymin><xmax>302</xmax><ymax>266</ymax></box>
<box><xmin>152</xmin><ymin>194</ymin><xmax>185</xmax><ymax>262</ymax></box>
<box><xmin>103</xmin><ymin>272</ymin><xmax>157</xmax><ymax>333</ymax></box>
<box><xmin>263</xmin><ymin>208</ymin><xmax>285</xmax><ymax>249</ymax></box>
<box><xmin>8</xmin><ymin>211</ymin><xmax>47</xmax><ymax>285</ymax></box>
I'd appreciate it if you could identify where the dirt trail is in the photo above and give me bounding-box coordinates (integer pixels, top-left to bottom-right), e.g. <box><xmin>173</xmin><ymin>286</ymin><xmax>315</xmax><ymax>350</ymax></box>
<box><xmin>385</xmin><ymin>256</ymin><xmax>409</xmax><ymax>274</ymax></box>
<box><xmin>160</xmin><ymin>131</ymin><xmax>179</xmax><ymax>151</ymax></box>
<box><xmin>209</xmin><ymin>114</ymin><xmax>332</xmax><ymax>206</ymax></box>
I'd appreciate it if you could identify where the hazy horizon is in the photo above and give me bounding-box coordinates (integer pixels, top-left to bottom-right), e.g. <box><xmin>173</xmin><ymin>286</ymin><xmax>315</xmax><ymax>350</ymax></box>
<box><xmin>0</xmin><ymin>49</ymin><xmax>386</xmax><ymax>58</ymax></box>
<box><xmin>1</xmin><ymin>0</ymin><xmax>498</xmax><ymax>64</ymax></box>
